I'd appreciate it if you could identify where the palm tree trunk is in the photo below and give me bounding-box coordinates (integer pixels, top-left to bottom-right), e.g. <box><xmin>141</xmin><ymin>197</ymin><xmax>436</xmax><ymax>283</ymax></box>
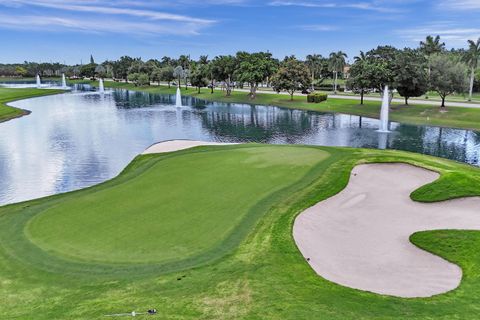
<box><xmin>311</xmin><ymin>72</ymin><xmax>315</xmax><ymax>91</ymax></box>
<box><xmin>334</xmin><ymin>71</ymin><xmax>338</xmax><ymax>94</ymax></box>
<box><xmin>469</xmin><ymin>67</ymin><xmax>475</xmax><ymax>102</ymax></box>
<box><xmin>426</xmin><ymin>65</ymin><xmax>431</xmax><ymax>99</ymax></box>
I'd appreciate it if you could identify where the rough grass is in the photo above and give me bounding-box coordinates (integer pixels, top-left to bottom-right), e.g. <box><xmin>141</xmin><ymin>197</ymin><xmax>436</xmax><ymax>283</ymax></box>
<box><xmin>1</xmin><ymin>145</ymin><xmax>480</xmax><ymax>319</ymax></box>
<box><xmin>0</xmin><ymin>87</ymin><xmax>64</xmax><ymax>122</ymax></box>
<box><xmin>79</xmin><ymin>80</ymin><xmax>480</xmax><ymax>131</ymax></box>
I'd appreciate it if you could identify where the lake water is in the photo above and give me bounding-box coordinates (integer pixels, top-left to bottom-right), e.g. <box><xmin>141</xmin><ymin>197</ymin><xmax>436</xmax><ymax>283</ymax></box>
<box><xmin>1</xmin><ymin>87</ymin><xmax>479</xmax><ymax>205</ymax></box>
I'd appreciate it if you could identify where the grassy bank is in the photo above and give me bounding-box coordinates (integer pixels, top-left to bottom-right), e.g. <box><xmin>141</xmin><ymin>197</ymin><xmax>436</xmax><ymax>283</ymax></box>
<box><xmin>1</xmin><ymin>144</ymin><xmax>480</xmax><ymax>319</ymax></box>
<box><xmin>0</xmin><ymin>87</ymin><xmax>64</xmax><ymax>122</ymax></box>
<box><xmin>92</xmin><ymin>81</ymin><xmax>480</xmax><ymax>131</ymax></box>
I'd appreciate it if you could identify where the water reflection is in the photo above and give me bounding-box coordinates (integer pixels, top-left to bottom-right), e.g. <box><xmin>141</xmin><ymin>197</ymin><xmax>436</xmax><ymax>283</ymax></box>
<box><xmin>0</xmin><ymin>89</ymin><xmax>479</xmax><ymax>205</ymax></box>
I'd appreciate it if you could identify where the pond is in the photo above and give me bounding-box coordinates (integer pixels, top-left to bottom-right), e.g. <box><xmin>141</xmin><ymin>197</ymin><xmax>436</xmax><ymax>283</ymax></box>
<box><xmin>0</xmin><ymin>87</ymin><xmax>479</xmax><ymax>205</ymax></box>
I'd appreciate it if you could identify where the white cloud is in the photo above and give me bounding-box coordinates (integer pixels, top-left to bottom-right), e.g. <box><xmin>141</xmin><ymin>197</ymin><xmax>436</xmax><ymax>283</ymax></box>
<box><xmin>0</xmin><ymin>0</ymin><xmax>216</xmax><ymax>36</ymax></box>
<box><xmin>0</xmin><ymin>14</ymin><xmax>207</xmax><ymax>36</ymax></box>
<box><xmin>397</xmin><ymin>22</ymin><xmax>480</xmax><ymax>45</ymax></box>
<box><xmin>300</xmin><ymin>24</ymin><xmax>338</xmax><ymax>31</ymax></box>
<box><xmin>0</xmin><ymin>0</ymin><xmax>214</xmax><ymax>24</ymax></box>
<box><xmin>268</xmin><ymin>0</ymin><xmax>401</xmax><ymax>13</ymax></box>
<box><xmin>439</xmin><ymin>0</ymin><xmax>480</xmax><ymax>10</ymax></box>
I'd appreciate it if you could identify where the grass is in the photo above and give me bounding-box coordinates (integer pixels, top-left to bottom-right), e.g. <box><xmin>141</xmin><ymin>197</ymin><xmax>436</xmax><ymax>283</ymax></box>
<box><xmin>26</xmin><ymin>146</ymin><xmax>328</xmax><ymax>265</ymax></box>
<box><xmin>0</xmin><ymin>87</ymin><xmax>64</xmax><ymax>122</ymax></box>
<box><xmin>1</xmin><ymin>144</ymin><xmax>480</xmax><ymax>319</ymax></box>
<box><xmin>83</xmin><ymin>80</ymin><xmax>480</xmax><ymax>131</ymax></box>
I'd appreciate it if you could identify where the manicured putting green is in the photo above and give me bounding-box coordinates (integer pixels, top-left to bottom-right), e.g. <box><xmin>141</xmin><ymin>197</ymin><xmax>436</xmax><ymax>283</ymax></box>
<box><xmin>26</xmin><ymin>145</ymin><xmax>328</xmax><ymax>264</ymax></box>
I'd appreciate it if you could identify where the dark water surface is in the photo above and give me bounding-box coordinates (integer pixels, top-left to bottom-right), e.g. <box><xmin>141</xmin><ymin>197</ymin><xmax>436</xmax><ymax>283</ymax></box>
<box><xmin>1</xmin><ymin>88</ymin><xmax>479</xmax><ymax>204</ymax></box>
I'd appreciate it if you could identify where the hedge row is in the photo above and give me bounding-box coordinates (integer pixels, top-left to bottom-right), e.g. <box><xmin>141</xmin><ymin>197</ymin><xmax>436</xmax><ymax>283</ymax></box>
<box><xmin>307</xmin><ymin>93</ymin><xmax>328</xmax><ymax>103</ymax></box>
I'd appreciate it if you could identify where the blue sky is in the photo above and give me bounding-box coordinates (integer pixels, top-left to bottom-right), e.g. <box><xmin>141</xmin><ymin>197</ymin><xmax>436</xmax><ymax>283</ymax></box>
<box><xmin>0</xmin><ymin>0</ymin><xmax>479</xmax><ymax>64</ymax></box>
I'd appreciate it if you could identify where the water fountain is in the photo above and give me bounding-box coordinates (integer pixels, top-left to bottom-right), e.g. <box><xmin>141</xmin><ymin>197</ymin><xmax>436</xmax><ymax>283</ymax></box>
<box><xmin>378</xmin><ymin>85</ymin><xmax>390</xmax><ymax>133</ymax></box>
<box><xmin>99</xmin><ymin>78</ymin><xmax>105</xmax><ymax>93</ymax></box>
<box><xmin>36</xmin><ymin>74</ymin><xmax>41</xmax><ymax>88</ymax></box>
<box><xmin>62</xmin><ymin>74</ymin><xmax>67</xmax><ymax>89</ymax></box>
<box><xmin>175</xmin><ymin>86</ymin><xmax>182</xmax><ymax>108</ymax></box>
<box><xmin>377</xmin><ymin>132</ymin><xmax>388</xmax><ymax>150</ymax></box>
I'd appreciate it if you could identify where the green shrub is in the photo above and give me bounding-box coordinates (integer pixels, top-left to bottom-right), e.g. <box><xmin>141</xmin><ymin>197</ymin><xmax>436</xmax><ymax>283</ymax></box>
<box><xmin>307</xmin><ymin>93</ymin><xmax>328</xmax><ymax>103</ymax></box>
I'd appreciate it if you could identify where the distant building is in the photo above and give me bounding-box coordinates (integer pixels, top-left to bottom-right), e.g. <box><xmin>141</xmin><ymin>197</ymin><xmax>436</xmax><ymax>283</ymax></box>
<box><xmin>343</xmin><ymin>64</ymin><xmax>351</xmax><ymax>79</ymax></box>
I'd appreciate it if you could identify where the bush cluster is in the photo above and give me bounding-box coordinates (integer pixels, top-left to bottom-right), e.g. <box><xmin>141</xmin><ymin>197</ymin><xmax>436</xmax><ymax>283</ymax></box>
<box><xmin>307</xmin><ymin>93</ymin><xmax>328</xmax><ymax>103</ymax></box>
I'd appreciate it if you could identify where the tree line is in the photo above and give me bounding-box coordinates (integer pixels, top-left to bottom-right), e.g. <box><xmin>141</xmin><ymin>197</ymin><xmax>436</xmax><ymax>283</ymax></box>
<box><xmin>1</xmin><ymin>36</ymin><xmax>479</xmax><ymax>106</ymax></box>
<box><xmin>348</xmin><ymin>36</ymin><xmax>480</xmax><ymax>107</ymax></box>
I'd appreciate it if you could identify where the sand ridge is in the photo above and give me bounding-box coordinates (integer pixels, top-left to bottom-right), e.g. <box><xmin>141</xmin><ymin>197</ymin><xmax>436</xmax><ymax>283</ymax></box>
<box><xmin>293</xmin><ymin>163</ymin><xmax>480</xmax><ymax>298</ymax></box>
<box><xmin>142</xmin><ymin>140</ymin><xmax>237</xmax><ymax>154</ymax></box>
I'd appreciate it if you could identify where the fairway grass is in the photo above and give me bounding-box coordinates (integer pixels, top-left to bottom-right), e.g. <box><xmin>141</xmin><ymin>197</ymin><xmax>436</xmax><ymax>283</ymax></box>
<box><xmin>1</xmin><ymin>144</ymin><xmax>480</xmax><ymax>318</ymax></box>
<box><xmin>0</xmin><ymin>87</ymin><xmax>64</xmax><ymax>122</ymax></box>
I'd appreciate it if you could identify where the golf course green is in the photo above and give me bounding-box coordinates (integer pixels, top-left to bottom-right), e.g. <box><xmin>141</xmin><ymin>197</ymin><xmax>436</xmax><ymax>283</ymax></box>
<box><xmin>1</xmin><ymin>143</ymin><xmax>480</xmax><ymax>319</ymax></box>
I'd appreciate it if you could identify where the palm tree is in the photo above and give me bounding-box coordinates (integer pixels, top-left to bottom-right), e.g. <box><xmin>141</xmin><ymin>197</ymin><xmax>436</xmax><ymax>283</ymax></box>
<box><xmin>329</xmin><ymin>51</ymin><xmax>348</xmax><ymax>94</ymax></box>
<box><xmin>178</xmin><ymin>55</ymin><xmax>191</xmax><ymax>70</ymax></box>
<box><xmin>464</xmin><ymin>38</ymin><xmax>480</xmax><ymax>101</ymax></box>
<box><xmin>305</xmin><ymin>54</ymin><xmax>323</xmax><ymax>91</ymax></box>
<box><xmin>420</xmin><ymin>35</ymin><xmax>445</xmax><ymax>98</ymax></box>
<box><xmin>420</xmin><ymin>35</ymin><xmax>445</xmax><ymax>56</ymax></box>
<box><xmin>198</xmin><ymin>55</ymin><xmax>209</xmax><ymax>65</ymax></box>
<box><xmin>354</xmin><ymin>51</ymin><xmax>366</xmax><ymax>63</ymax></box>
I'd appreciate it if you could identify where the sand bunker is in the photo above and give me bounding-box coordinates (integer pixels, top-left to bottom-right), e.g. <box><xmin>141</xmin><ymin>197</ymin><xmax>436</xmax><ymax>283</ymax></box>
<box><xmin>293</xmin><ymin>163</ymin><xmax>480</xmax><ymax>298</ymax></box>
<box><xmin>142</xmin><ymin>140</ymin><xmax>236</xmax><ymax>154</ymax></box>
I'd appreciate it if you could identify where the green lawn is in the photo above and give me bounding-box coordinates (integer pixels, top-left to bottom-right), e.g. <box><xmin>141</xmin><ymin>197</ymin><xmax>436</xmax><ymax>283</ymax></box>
<box><xmin>1</xmin><ymin>144</ymin><xmax>480</xmax><ymax>319</ymax></box>
<box><xmin>0</xmin><ymin>87</ymin><xmax>64</xmax><ymax>122</ymax></box>
<box><xmin>86</xmin><ymin>80</ymin><xmax>480</xmax><ymax>131</ymax></box>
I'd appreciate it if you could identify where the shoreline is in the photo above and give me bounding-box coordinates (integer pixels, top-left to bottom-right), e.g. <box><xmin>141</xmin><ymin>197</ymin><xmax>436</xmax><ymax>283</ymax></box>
<box><xmin>0</xmin><ymin>88</ymin><xmax>65</xmax><ymax>123</ymax></box>
<box><xmin>88</xmin><ymin>80</ymin><xmax>480</xmax><ymax>132</ymax></box>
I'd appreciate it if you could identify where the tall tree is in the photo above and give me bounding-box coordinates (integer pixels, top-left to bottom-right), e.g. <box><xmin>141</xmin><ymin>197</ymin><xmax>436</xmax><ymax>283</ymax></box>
<box><xmin>364</xmin><ymin>46</ymin><xmax>400</xmax><ymax>97</ymax></box>
<box><xmin>190</xmin><ymin>64</ymin><xmax>209</xmax><ymax>93</ymax></box>
<box><xmin>112</xmin><ymin>56</ymin><xmax>135</xmax><ymax>80</ymax></box>
<box><xmin>328</xmin><ymin>51</ymin><xmax>348</xmax><ymax>94</ymax></box>
<box><xmin>354</xmin><ymin>51</ymin><xmax>367</xmax><ymax>63</ymax></box>
<box><xmin>420</xmin><ymin>35</ymin><xmax>445</xmax><ymax>56</ymax></box>
<box><xmin>173</xmin><ymin>66</ymin><xmax>184</xmax><ymax>87</ymax></box>
<box><xmin>235</xmin><ymin>52</ymin><xmax>278</xmax><ymax>99</ymax></box>
<box><xmin>211</xmin><ymin>55</ymin><xmax>237</xmax><ymax>96</ymax></box>
<box><xmin>394</xmin><ymin>49</ymin><xmax>429</xmax><ymax>105</ymax></box>
<box><xmin>305</xmin><ymin>54</ymin><xmax>323</xmax><ymax>90</ymax></box>
<box><xmin>429</xmin><ymin>54</ymin><xmax>468</xmax><ymax>109</ymax></box>
<box><xmin>420</xmin><ymin>35</ymin><xmax>445</xmax><ymax>98</ymax></box>
<box><xmin>161</xmin><ymin>56</ymin><xmax>173</xmax><ymax>67</ymax></box>
<box><xmin>160</xmin><ymin>66</ymin><xmax>175</xmax><ymax>88</ymax></box>
<box><xmin>178</xmin><ymin>55</ymin><xmax>191</xmax><ymax>70</ymax></box>
<box><xmin>463</xmin><ymin>38</ymin><xmax>480</xmax><ymax>101</ymax></box>
<box><xmin>271</xmin><ymin>57</ymin><xmax>310</xmax><ymax>100</ymax></box>
<box><xmin>198</xmin><ymin>55</ymin><xmax>209</xmax><ymax>65</ymax></box>
<box><xmin>347</xmin><ymin>58</ymin><xmax>369</xmax><ymax>104</ymax></box>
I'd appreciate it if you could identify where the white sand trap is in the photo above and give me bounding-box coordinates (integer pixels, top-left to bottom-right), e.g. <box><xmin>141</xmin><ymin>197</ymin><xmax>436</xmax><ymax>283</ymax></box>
<box><xmin>142</xmin><ymin>140</ymin><xmax>236</xmax><ymax>154</ymax></box>
<box><xmin>293</xmin><ymin>163</ymin><xmax>480</xmax><ymax>298</ymax></box>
